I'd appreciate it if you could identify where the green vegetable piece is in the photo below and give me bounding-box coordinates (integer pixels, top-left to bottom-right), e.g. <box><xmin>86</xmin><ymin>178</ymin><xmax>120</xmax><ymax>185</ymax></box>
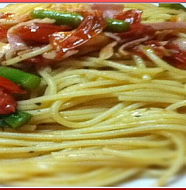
<box><xmin>105</xmin><ymin>18</ymin><xmax>130</xmax><ymax>33</ymax></box>
<box><xmin>31</xmin><ymin>9</ymin><xmax>130</xmax><ymax>33</ymax></box>
<box><xmin>0</xmin><ymin>66</ymin><xmax>41</xmax><ymax>90</ymax></box>
<box><xmin>0</xmin><ymin>119</ymin><xmax>6</xmax><ymax>128</ymax></box>
<box><xmin>159</xmin><ymin>3</ymin><xmax>186</xmax><ymax>11</ymax></box>
<box><xmin>4</xmin><ymin>111</ymin><xmax>32</xmax><ymax>129</ymax></box>
<box><xmin>0</xmin><ymin>114</ymin><xmax>9</xmax><ymax>119</ymax></box>
<box><xmin>31</xmin><ymin>9</ymin><xmax>84</xmax><ymax>28</ymax></box>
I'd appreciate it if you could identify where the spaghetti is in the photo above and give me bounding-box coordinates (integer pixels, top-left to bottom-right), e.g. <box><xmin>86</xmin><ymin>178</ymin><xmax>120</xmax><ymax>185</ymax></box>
<box><xmin>0</xmin><ymin>3</ymin><xmax>186</xmax><ymax>187</ymax></box>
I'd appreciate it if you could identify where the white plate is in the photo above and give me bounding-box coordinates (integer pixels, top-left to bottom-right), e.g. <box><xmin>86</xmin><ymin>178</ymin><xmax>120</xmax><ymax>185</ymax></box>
<box><xmin>0</xmin><ymin>2</ymin><xmax>186</xmax><ymax>187</ymax></box>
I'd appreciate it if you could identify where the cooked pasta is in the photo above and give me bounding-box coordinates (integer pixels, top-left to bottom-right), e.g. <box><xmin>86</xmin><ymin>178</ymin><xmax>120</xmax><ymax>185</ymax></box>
<box><xmin>0</xmin><ymin>3</ymin><xmax>186</xmax><ymax>187</ymax></box>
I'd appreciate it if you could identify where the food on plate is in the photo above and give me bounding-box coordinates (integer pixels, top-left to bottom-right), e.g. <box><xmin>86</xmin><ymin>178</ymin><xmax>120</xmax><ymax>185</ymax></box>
<box><xmin>0</xmin><ymin>3</ymin><xmax>186</xmax><ymax>187</ymax></box>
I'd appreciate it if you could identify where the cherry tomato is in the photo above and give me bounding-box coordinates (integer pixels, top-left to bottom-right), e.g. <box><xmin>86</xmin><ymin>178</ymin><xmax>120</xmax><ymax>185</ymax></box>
<box><xmin>50</xmin><ymin>11</ymin><xmax>106</xmax><ymax>59</ymax></box>
<box><xmin>0</xmin><ymin>25</ymin><xmax>7</xmax><ymax>40</ymax></box>
<box><xmin>164</xmin><ymin>42</ymin><xmax>186</xmax><ymax>69</ymax></box>
<box><xmin>118</xmin><ymin>24</ymin><xmax>156</xmax><ymax>41</ymax></box>
<box><xmin>114</xmin><ymin>10</ymin><xmax>142</xmax><ymax>24</ymax></box>
<box><xmin>165</xmin><ymin>52</ymin><xmax>186</xmax><ymax>69</ymax></box>
<box><xmin>0</xmin><ymin>89</ymin><xmax>16</xmax><ymax>115</ymax></box>
<box><xmin>15</xmin><ymin>23</ymin><xmax>72</xmax><ymax>44</ymax></box>
<box><xmin>0</xmin><ymin>76</ymin><xmax>25</xmax><ymax>94</ymax></box>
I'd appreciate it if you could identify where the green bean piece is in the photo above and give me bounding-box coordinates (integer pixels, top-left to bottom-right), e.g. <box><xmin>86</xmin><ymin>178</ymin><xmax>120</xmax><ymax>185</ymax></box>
<box><xmin>31</xmin><ymin>9</ymin><xmax>130</xmax><ymax>33</ymax></box>
<box><xmin>31</xmin><ymin>9</ymin><xmax>84</xmax><ymax>27</ymax></box>
<box><xmin>0</xmin><ymin>119</ymin><xmax>6</xmax><ymax>128</ymax></box>
<box><xmin>3</xmin><ymin>111</ymin><xmax>32</xmax><ymax>129</ymax></box>
<box><xmin>105</xmin><ymin>18</ymin><xmax>130</xmax><ymax>33</ymax></box>
<box><xmin>0</xmin><ymin>66</ymin><xmax>41</xmax><ymax>90</ymax></box>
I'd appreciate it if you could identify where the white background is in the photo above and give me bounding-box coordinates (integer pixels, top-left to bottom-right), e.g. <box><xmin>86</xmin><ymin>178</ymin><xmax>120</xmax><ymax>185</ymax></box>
<box><xmin>0</xmin><ymin>2</ymin><xmax>186</xmax><ymax>187</ymax></box>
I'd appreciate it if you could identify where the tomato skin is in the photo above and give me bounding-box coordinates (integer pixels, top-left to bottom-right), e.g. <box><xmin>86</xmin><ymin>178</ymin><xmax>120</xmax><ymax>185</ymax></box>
<box><xmin>164</xmin><ymin>52</ymin><xmax>186</xmax><ymax>69</ymax></box>
<box><xmin>14</xmin><ymin>23</ymin><xmax>72</xmax><ymax>44</ymax></box>
<box><xmin>50</xmin><ymin>11</ymin><xmax>106</xmax><ymax>59</ymax></box>
<box><xmin>0</xmin><ymin>76</ymin><xmax>25</xmax><ymax>94</ymax></box>
<box><xmin>163</xmin><ymin>42</ymin><xmax>186</xmax><ymax>69</ymax></box>
<box><xmin>130</xmin><ymin>39</ymin><xmax>186</xmax><ymax>70</ymax></box>
<box><xmin>114</xmin><ymin>10</ymin><xmax>155</xmax><ymax>41</ymax></box>
<box><xmin>0</xmin><ymin>76</ymin><xmax>25</xmax><ymax>115</ymax></box>
<box><xmin>0</xmin><ymin>25</ymin><xmax>7</xmax><ymax>40</ymax></box>
<box><xmin>114</xmin><ymin>10</ymin><xmax>142</xmax><ymax>24</ymax></box>
<box><xmin>118</xmin><ymin>24</ymin><xmax>156</xmax><ymax>41</ymax></box>
<box><xmin>0</xmin><ymin>89</ymin><xmax>16</xmax><ymax>115</ymax></box>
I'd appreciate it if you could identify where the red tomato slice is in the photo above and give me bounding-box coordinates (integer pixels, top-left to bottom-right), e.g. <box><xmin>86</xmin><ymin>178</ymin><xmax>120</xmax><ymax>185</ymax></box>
<box><xmin>164</xmin><ymin>42</ymin><xmax>186</xmax><ymax>69</ymax></box>
<box><xmin>0</xmin><ymin>89</ymin><xmax>16</xmax><ymax>115</ymax></box>
<box><xmin>14</xmin><ymin>23</ymin><xmax>72</xmax><ymax>44</ymax></box>
<box><xmin>0</xmin><ymin>26</ymin><xmax>7</xmax><ymax>40</ymax></box>
<box><xmin>114</xmin><ymin>10</ymin><xmax>142</xmax><ymax>24</ymax></box>
<box><xmin>0</xmin><ymin>76</ymin><xmax>25</xmax><ymax>94</ymax></box>
<box><xmin>118</xmin><ymin>24</ymin><xmax>156</xmax><ymax>41</ymax></box>
<box><xmin>165</xmin><ymin>52</ymin><xmax>186</xmax><ymax>69</ymax></box>
<box><xmin>131</xmin><ymin>39</ymin><xmax>186</xmax><ymax>70</ymax></box>
<box><xmin>50</xmin><ymin>11</ymin><xmax>106</xmax><ymax>59</ymax></box>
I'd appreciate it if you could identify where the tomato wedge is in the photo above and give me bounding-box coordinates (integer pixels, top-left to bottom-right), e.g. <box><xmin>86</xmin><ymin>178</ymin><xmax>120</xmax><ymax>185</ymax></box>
<box><xmin>114</xmin><ymin>10</ymin><xmax>142</xmax><ymax>24</ymax></box>
<box><xmin>114</xmin><ymin>10</ymin><xmax>155</xmax><ymax>41</ymax></box>
<box><xmin>50</xmin><ymin>11</ymin><xmax>106</xmax><ymax>59</ymax></box>
<box><xmin>14</xmin><ymin>23</ymin><xmax>72</xmax><ymax>44</ymax></box>
<box><xmin>0</xmin><ymin>76</ymin><xmax>25</xmax><ymax>115</ymax></box>
<box><xmin>0</xmin><ymin>76</ymin><xmax>25</xmax><ymax>94</ymax></box>
<box><xmin>163</xmin><ymin>42</ymin><xmax>186</xmax><ymax>69</ymax></box>
<box><xmin>0</xmin><ymin>25</ymin><xmax>7</xmax><ymax>40</ymax></box>
<box><xmin>118</xmin><ymin>24</ymin><xmax>156</xmax><ymax>41</ymax></box>
<box><xmin>0</xmin><ymin>89</ymin><xmax>16</xmax><ymax>115</ymax></box>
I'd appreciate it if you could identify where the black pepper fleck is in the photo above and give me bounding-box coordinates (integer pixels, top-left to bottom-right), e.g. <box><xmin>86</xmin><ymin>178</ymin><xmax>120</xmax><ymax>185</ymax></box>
<box><xmin>35</xmin><ymin>103</ymin><xmax>42</xmax><ymax>106</ymax></box>
<box><xmin>28</xmin><ymin>151</ymin><xmax>35</xmax><ymax>153</ymax></box>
